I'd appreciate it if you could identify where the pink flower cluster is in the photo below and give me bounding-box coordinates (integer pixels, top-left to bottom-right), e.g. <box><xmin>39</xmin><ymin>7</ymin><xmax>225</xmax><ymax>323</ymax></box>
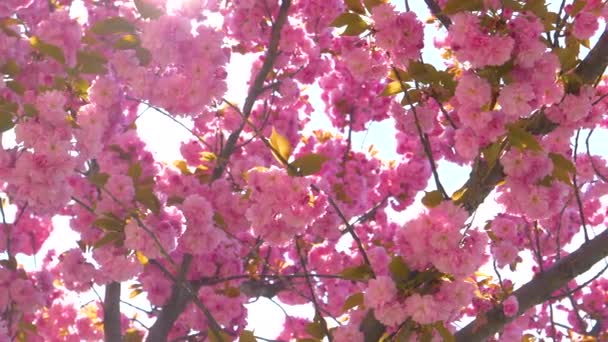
<box><xmin>447</xmin><ymin>12</ymin><xmax>514</xmax><ymax>68</ymax></box>
<box><xmin>245</xmin><ymin>166</ymin><xmax>326</xmax><ymax>245</ymax></box>
<box><xmin>178</xmin><ymin>194</ymin><xmax>227</xmax><ymax>254</ymax></box>
<box><xmin>394</xmin><ymin>202</ymin><xmax>488</xmax><ymax>279</ymax></box>
<box><xmin>371</xmin><ymin>4</ymin><xmax>424</xmax><ymax>66</ymax></box>
<box><xmin>364</xmin><ymin>275</ymin><xmax>476</xmax><ymax>328</ymax></box>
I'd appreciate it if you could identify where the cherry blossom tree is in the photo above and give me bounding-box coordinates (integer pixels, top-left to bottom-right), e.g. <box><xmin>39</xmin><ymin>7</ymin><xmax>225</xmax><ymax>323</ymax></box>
<box><xmin>0</xmin><ymin>0</ymin><xmax>608</xmax><ymax>341</ymax></box>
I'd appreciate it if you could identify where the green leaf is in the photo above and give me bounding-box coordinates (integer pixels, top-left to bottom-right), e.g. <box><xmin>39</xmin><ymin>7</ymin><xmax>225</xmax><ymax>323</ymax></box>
<box><xmin>0</xmin><ymin>257</ymin><xmax>17</xmax><ymax>270</ymax></box>
<box><xmin>128</xmin><ymin>162</ymin><xmax>143</xmax><ymax>180</ymax></box>
<box><xmin>134</xmin><ymin>0</ymin><xmax>164</xmax><ymax>19</ymax></box>
<box><xmin>360</xmin><ymin>310</ymin><xmax>386</xmax><ymax>342</ymax></box>
<box><xmin>339</xmin><ymin>264</ymin><xmax>374</xmax><ymax>281</ymax></box>
<box><xmin>549</xmin><ymin>152</ymin><xmax>575</xmax><ymax>185</ymax></box>
<box><xmin>129</xmin><ymin>288</ymin><xmax>143</xmax><ymax>299</ymax></box>
<box><xmin>421</xmin><ymin>190</ymin><xmax>443</xmax><ymax>208</ymax></box>
<box><xmin>135</xmin><ymin>46</ymin><xmax>152</xmax><ymax>66</ymax></box>
<box><xmin>123</xmin><ymin>328</ymin><xmax>144</xmax><ymax>342</ymax></box>
<box><xmin>330</xmin><ymin>12</ymin><xmax>368</xmax><ymax>36</ymax></box>
<box><xmin>394</xmin><ymin>322</ymin><xmax>414</xmax><ymax>342</ymax></box>
<box><xmin>330</xmin><ymin>12</ymin><xmax>362</xmax><ymax>27</ymax></box>
<box><xmin>435</xmin><ymin>322</ymin><xmax>455</xmax><ymax>342</ymax></box>
<box><xmin>306</xmin><ymin>322</ymin><xmax>325</xmax><ymax>340</ymax></box>
<box><xmin>554</xmin><ymin>35</ymin><xmax>580</xmax><ymax>71</ymax></box>
<box><xmin>173</xmin><ymin>160</ymin><xmax>192</xmax><ymax>175</ymax></box>
<box><xmin>523</xmin><ymin>0</ymin><xmax>558</xmax><ymax>31</ymax></box>
<box><xmin>22</xmin><ymin>103</ymin><xmax>38</xmax><ymax>118</ymax></box>
<box><xmin>420</xmin><ymin>326</ymin><xmax>433</xmax><ymax>342</ymax></box>
<box><xmin>0</xmin><ymin>18</ymin><xmax>21</xmax><ymax>37</ymax></box>
<box><xmin>208</xmin><ymin>330</ymin><xmax>231</xmax><ymax>342</ymax></box>
<box><xmin>114</xmin><ymin>34</ymin><xmax>141</xmax><ymax>49</ymax></box>
<box><xmin>30</xmin><ymin>36</ymin><xmax>65</xmax><ymax>64</ymax></box>
<box><xmin>88</xmin><ymin>172</ymin><xmax>110</xmax><ymax>187</ymax></box>
<box><xmin>333</xmin><ymin>183</ymin><xmax>353</xmax><ymax>204</ymax></box>
<box><xmin>380</xmin><ymin>81</ymin><xmax>406</xmax><ymax>96</ymax></box>
<box><xmin>1</xmin><ymin>59</ymin><xmax>20</xmax><ymax>76</ymax></box>
<box><xmin>93</xmin><ymin>215</ymin><xmax>125</xmax><ymax>232</ymax></box>
<box><xmin>482</xmin><ymin>141</ymin><xmax>502</xmax><ymax>167</ymax></box>
<box><xmin>507</xmin><ymin>126</ymin><xmax>542</xmax><ymax>151</ymax></box>
<box><xmin>76</xmin><ymin>50</ymin><xmax>108</xmax><ymax>74</ymax></box>
<box><xmin>401</xmin><ymin>88</ymin><xmax>423</xmax><ymax>106</ymax></box>
<box><xmin>213</xmin><ymin>212</ymin><xmax>228</xmax><ymax>230</ymax></box>
<box><xmin>166</xmin><ymin>195</ymin><xmax>185</xmax><ymax>206</ymax></box>
<box><xmin>341</xmin><ymin>292</ymin><xmax>364</xmax><ymax>312</ymax></box>
<box><xmin>521</xmin><ymin>334</ymin><xmax>537</xmax><ymax>342</ymax></box>
<box><xmin>389</xmin><ymin>256</ymin><xmax>410</xmax><ymax>284</ymax></box>
<box><xmin>408</xmin><ymin>61</ymin><xmax>438</xmax><ymax>84</ymax></box>
<box><xmin>0</xmin><ymin>109</ymin><xmax>15</xmax><ymax>132</ymax></box>
<box><xmin>94</xmin><ymin>231</ymin><xmax>123</xmax><ymax>249</ymax></box>
<box><xmin>91</xmin><ymin>17</ymin><xmax>136</xmax><ymax>35</ymax></box>
<box><xmin>442</xmin><ymin>0</ymin><xmax>483</xmax><ymax>14</ymax></box>
<box><xmin>269</xmin><ymin>127</ymin><xmax>292</xmax><ymax>165</ymax></box>
<box><xmin>135</xmin><ymin>184</ymin><xmax>161</xmax><ymax>214</ymax></box>
<box><xmin>451</xmin><ymin>187</ymin><xmax>468</xmax><ymax>203</ymax></box>
<box><xmin>239</xmin><ymin>330</ymin><xmax>257</xmax><ymax>342</ymax></box>
<box><xmin>135</xmin><ymin>250</ymin><xmax>149</xmax><ymax>265</ymax></box>
<box><xmin>0</xmin><ymin>100</ymin><xmax>18</xmax><ymax>113</ymax></box>
<box><xmin>6</xmin><ymin>80</ymin><xmax>25</xmax><ymax>95</ymax></box>
<box><xmin>502</xmin><ymin>0</ymin><xmax>523</xmax><ymax>11</ymax></box>
<box><xmin>549</xmin><ymin>152</ymin><xmax>575</xmax><ymax>173</ymax></box>
<box><xmin>570</xmin><ymin>0</ymin><xmax>586</xmax><ymax>16</ymax></box>
<box><xmin>344</xmin><ymin>0</ymin><xmax>366</xmax><ymax>14</ymax></box>
<box><xmin>288</xmin><ymin>153</ymin><xmax>329</xmax><ymax>176</ymax></box>
<box><xmin>363</xmin><ymin>0</ymin><xmax>388</xmax><ymax>12</ymax></box>
<box><xmin>18</xmin><ymin>321</ymin><xmax>37</xmax><ymax>334</ymax></box>
<box><xmin>72</xmin><ymin>77</ymin><xmax>91</xmax><ymax>101</ymax></box>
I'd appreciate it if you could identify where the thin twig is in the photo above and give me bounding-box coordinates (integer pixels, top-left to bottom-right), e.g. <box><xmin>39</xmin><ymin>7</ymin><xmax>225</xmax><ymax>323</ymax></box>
<box><xmin>392</xmin><ymin>65</ymin><xmax>448</xmax><ymax>199</ymax></box>
<box><xmin>572</xmin><ymin>129</ymin><xmax>590</xmax><ymax>242</ymax></box>
<box><xmin>295</xmin><ymin>237</ymin><xmax>333</xmax><ymax>342</ymax></box>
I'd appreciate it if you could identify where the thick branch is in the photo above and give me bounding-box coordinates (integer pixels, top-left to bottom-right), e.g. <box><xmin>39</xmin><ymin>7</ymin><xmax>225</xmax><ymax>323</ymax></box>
<box><xmin>455</xmin><ymin>227</ymin><xmax>608</xmax><ymax>342</ymax></box>
<box><xmin>212</xmin><ymin>0</ymin><xmax>292</xmax><ymax>180</ymax></box>
<box><xmin>574</xmin><ymin>29</ymin><xmax>608</xmax><ymax>84</ymax></box>
<box><xmin>454</xmin><ymin>28</ymin><xmax>608</xmax><ymax>338</ymax></box>
<box><xmin>146</xmin><ymin>256</ymin><xmax>193</xmax><ymax>342</ymax></box>
<box><xmin>104</xmin><ymin>282</ymin><xmax>122</xmax><ymax>342</ymax></box>
<box><xmin>458</xmin><ymin>28</ymin><xmax>608</xmax><ymax>215</ymax></box>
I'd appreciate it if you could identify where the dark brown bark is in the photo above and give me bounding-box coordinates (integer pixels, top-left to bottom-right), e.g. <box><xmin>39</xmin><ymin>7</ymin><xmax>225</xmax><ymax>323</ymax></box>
<box><xmin>104</xmin><ymin>282</ymin><xmax>122</xmax><ymax>342</ymax></box>
<box><xmin>455</xmin><ymin>228</ymin><xmax>608</xmax><ymax>341</ymax></box>
<box><xmin>453</xmin><ymin>28</ymin><xmax>608</xmax><ymax>340</ymax></box>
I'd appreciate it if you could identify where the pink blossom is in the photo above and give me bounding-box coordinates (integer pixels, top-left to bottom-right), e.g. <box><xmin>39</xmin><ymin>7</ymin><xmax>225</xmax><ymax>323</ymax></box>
<box><xmin>498</xmin><ymin>83</ymin><xmax>535</xmax><ymax>118</ymax></box>
<box><xmin>455</xmin><ymin>73</ymin><xmax>492</xmax><ymax>110</ymax></box>
<box><xmin>503</xmin><ymin>295</ymin><xmax>519</xmax><ymax>317</ymax></box>
<box><xmin>404</xmin><ymin>293</ymin><xmax>439</xmax><ymax>324</ymax></box>
<box><xmin>573</xmin><ymin>12</ymin><xmax>599</xmax><ymax>40</ymax></box>
<box><xmin>365</xmin><ymin>276</ymin><xmax>397</xmax><ymax>309</ymax></box>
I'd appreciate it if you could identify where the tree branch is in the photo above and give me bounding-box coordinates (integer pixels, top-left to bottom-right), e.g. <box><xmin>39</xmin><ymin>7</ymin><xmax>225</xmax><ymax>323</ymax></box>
<box><xmin>104</xmin><ymin>282</ymin><xmax>122</xmax><ymax>342</ymax></box>
<box><xmin>455</xmin><ymin>227</ymin><xmax>608</xmax><ymax>342</ymax></box>
<box><xmin>454</xmin><ymin>28</ymin><xmax>608</xmax><ymax>339</ymax></box>
<box><xmin>146</xmin><ymin>256</ymin><xmax>194</xmax><ymax>342</ymax></box>
<box><xmin>457</xmin><ymin>28</ymin><xmax>608</xmax><ymax>215</ymax></box>
<box><xmin>423</xmin><ymin>0</ymin><xmax>451</xmax><ymax>28</ymax></box>
<box><xmin>574</xmin><ymin>29</ymin><xmax>608</xmax><ymax>84</ymax></box>
<box><xmin>212</xmin><ymin>0</ymin><xmax>292</xmax><ymax>180</ymax></box>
